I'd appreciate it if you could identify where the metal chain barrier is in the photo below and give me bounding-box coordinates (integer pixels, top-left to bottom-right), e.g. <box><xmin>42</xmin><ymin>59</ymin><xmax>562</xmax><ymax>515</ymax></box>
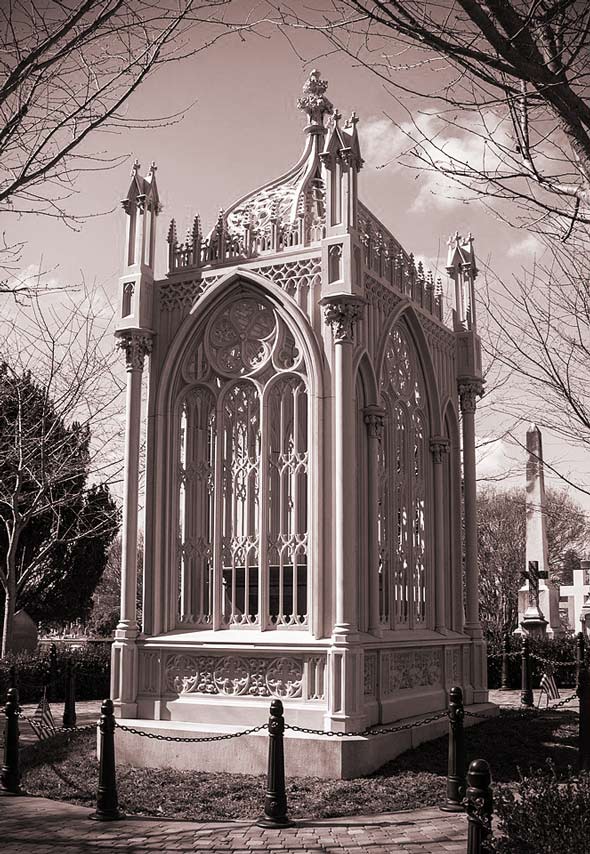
<box><xmin>16</xmin><ymin>710</ymin><xmax>97</xmax><ymax>736</ymax></box>
<box><xmin>529</xmin><ymin>652</ymin><xmax>577</xmax><ymax>668</ymax></box>
<box><xmin>6</xmin><ymin>675</ymin><xmax>62</xmax><ymax>690</ymax></box>
<box><xmin>114</xmin><ymin>721</ymin><xmax>268</xmax><ymax>743</ymax></box>
<box><xmin>285</xmin><ymin>708</ymin><xmax>449</xmax><ymax>738</ymax></box>
<box><xmin>464</xmin><ymin>708</ymin><xmax>503</xmax><ymax>719</ymax></box>
<box><xmin>464</xmin><ymin>691</ymin><xmax>579</xmax><ymax>721</ymax></box>
<box><xmin>544</xmin><ymin>691</ymin><xmax>579</xmax><ymax>710</ymax></box>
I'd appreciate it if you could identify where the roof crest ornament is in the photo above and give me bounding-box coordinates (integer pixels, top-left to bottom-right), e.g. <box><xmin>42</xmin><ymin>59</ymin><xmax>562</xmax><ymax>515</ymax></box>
<box><xmin>297</xmin><ymin>69</ymin><xmax>334</xmax><ymax>132</ymax></box>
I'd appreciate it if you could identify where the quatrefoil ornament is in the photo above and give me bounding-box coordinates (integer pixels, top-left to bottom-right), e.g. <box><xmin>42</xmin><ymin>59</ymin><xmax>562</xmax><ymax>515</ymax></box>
<box><xmin>207</xmin><ymin>298</ymin><xmax>276</xmax><ymax>376</ymax></box>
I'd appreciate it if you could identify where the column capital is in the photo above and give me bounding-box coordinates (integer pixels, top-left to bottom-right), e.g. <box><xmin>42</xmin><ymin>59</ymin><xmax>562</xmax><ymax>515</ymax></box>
<box><xmin>116</xmin><ymin>331</ymin><xmax>153</xmax><ymax>372</ymax></box>
<box><xmin>363</xmin><ymin>405</ymin><xmax>386</xmax><ymax>439</ymax></box>
<box><xmin>458</xmin><ymin>380</ymin><xmax>484</xmax><ymax>414</ymax></box>
<box><xmin>320</xmin><ymin>295</ymin><xmax>366</xmax><ymax>343</ymax></box>
<box><xmin>430</xmin><ymin>436</ymin><xmax>450</xmax><ymax>463</ymax></box>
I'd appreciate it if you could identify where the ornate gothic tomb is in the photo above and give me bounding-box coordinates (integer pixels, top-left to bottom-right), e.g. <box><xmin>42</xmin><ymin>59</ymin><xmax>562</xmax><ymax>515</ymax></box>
<box><xmin>111</xmin><ymin>71</ymin><xmax>490</xmax><ymax>778</ymax></box>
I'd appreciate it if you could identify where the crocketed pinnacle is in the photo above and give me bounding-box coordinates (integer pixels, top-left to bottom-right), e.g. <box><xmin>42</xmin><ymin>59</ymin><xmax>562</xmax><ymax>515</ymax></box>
<box><xmin>297</xmin><ymin>69</ymin><xmax>334</xmax><ymax>130</ymax></box>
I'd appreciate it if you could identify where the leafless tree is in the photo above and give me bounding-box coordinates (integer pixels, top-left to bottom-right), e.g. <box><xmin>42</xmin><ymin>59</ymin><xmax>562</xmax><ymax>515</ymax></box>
<box><xmin>478</xmin><ymin>485</ymin><xmax>589</xmax><ymax>643</ymax></box>
<box><xmin>0</xmin><ymin>0</ymin><xmax>261</xmax><ymax>288</ymax></box>
<box><xmin>274</xmin><ymin>1</ymin><xmax>590</xmax><ymax>235</ymax></box>
<box><xmin>0</xmin><ymin>287</ymin><xmax>124</xmax><ymax>655</ymax></box>
<box><xmin>481</xmin><ymin>242</ymin><xmax>590</xmax><ymax>469</ymax></box>
<box><xmin>272</xmin><ymin>1</ymin><xmax>590</xmax><ymax>486</ymax></box>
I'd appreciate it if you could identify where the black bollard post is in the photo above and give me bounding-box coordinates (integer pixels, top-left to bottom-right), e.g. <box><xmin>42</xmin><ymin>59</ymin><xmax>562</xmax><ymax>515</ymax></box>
<box><xmin>1</xmin><ymin>688</ymin><xmax>21</xmax><ymax>795</ymax></box>
<box><xmin>48</xmin><ymin>643</ymin><xmax>59</xmax><ymax>704</ymax></box>
<box><xmin>521</xmin><ymin>635</ymin><xmax>533</xmax><ymax>708</ymax></box>
<box><xmin>576</xmin><ymin>633</ymin><xmax>586</xmax><ymax>687</ymax></box>
<box><xmin>500</xmin><ymin>636</ymin><xmax>511</xmax><ymax>691</ymax></box>
<box><xmin>8</xmin><ymin>665</ymin><xmax>16</xmax><ymax>691</ymax></box>
<box><xmin>577</xmin><ymin>665</ymin><xmax>590</xmax><ymax>772</ymax></box>
<box><xmin>441</xmin><ymin>686</ymin><xmax>466</xmax><ymax>812</ymax></box>
<box><xmin>465</xmin><ymin>759</ymin><xmax>493</xmax><ymax>854</ymax></box>
<box><xmin>62</xmin><ymin>660</ymin><xmax>76</xmax><ymax>729</ymax></box>
<box><xmin>89</xmin><ymin>699</ymin><xmax>121</xmax><ymax>821</ymax></box>
<box><xmin>256</xmin><ymin>699</ymin><xmax>292</xmax><ymax>828</ymax></box>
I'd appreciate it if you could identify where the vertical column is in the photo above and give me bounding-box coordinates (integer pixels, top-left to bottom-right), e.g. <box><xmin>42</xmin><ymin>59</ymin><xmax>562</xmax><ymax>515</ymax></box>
<box><xmin>364</xmin><ymin>406</ymin><xmax>386</xmax><ymax>636</ymax></box>
<box><xmin>112</xmin><ymin>331</ymin><xmax>152</xmax><ymax>715</ymax></box>
<box><xmin>321</xmin><ymin>296</ymin><xmax>365</xmax><ymax>639</ymax></box>
<box><xmin>430</xmin><ymin>437</ymin><xmax>450</xmax><ymax>634</ymax></box>
<box><xmin>458</xmin><ymin>382</ymin><xmax>482</xmax><ymax>636</ymax></box>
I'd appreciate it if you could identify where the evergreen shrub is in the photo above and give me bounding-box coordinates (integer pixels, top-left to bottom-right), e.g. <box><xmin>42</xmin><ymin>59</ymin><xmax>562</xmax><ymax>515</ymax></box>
<box><xmin>0</xmin><ymin>642</ymin><xmax>111</xmax><ymax>703</ymax></box>
<box><xmin>489</xmin><ymin>767</ymin><xmax>590</xmax><ymax>853</ymax></box>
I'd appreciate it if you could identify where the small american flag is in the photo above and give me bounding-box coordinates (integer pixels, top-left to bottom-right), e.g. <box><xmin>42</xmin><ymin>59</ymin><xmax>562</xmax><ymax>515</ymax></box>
<box><xmin>539</xmin><ymin>670</ymin><xmax>560</xmax><ymax>705</ymax></box>
<box><xmin>29</xmin><ymin>690</ymin><xmax>56</xmax><ymax>741</ymax></box>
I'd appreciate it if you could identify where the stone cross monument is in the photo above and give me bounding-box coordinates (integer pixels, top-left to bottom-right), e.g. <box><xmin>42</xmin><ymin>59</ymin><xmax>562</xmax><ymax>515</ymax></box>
<box><xmin>517</xmin><ymin>423</ymin><xmax>562</xmax><ymax>636</ymax></box>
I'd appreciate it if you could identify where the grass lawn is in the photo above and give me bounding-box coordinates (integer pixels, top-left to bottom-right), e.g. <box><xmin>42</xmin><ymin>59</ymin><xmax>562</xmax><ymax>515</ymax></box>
<box><xmin>20</xmin><ymin>708</ymin><xmax>579</xmax><ymax>821</ymax></box>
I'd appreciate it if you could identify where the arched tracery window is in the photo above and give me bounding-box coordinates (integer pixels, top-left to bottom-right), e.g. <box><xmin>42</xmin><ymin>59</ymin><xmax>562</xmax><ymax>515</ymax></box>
<box><xmin>175</xmin><ymin>292</ymin><xmax>309</xmax><ymax>630</ymax></box>
<box><xmin>378</xmin><ymin>323</ymin><xmax>430</xmax><ymax>629</ymax></box>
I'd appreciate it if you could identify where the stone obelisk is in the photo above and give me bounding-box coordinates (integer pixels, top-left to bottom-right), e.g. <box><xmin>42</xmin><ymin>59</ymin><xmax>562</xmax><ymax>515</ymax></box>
<box><xmin>517</xmin><ymin>424</ymin><xmax>562</xmax><ymax>637</ymax></box>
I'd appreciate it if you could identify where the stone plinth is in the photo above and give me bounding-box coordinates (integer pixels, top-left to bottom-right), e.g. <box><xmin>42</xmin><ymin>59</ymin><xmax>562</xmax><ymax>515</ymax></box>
<box><xmin>111</xmin><ymin>703</ymin><xmax>498</xmax><ymax>780</ymax></box>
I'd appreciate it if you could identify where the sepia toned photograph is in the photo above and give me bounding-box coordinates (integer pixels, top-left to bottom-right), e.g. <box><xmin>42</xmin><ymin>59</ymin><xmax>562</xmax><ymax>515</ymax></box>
<box><xmin>1</xmin><ymin>3</ymin><xmax>589</xmax><ymax>852</ymax></box>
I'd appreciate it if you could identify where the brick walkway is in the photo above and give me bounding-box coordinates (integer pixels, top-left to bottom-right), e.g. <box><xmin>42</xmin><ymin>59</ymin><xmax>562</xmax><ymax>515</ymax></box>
<box><xmin>1</xmin><ymin>689</ymin><xmax>577</xmax><ymax>853</ymax></box>
<box><xmin>0</xmin><ymin>795</ymin><xmax>469</xmax><ymax>854</ymax></box>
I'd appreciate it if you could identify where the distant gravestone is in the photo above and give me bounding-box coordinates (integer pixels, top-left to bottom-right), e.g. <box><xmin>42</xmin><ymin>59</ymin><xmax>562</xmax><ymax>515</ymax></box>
<box><xmin>12</xmin><ymin>609</ymin><xmax>38</xmax><ymax>653</ymax></box>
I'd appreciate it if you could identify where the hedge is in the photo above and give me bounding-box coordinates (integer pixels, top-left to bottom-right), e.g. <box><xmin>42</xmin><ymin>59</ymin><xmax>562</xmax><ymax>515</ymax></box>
<box><xmin>487</xmin><ymin>633</ymin><xmax>578</xmax><ymax>689</ymax></box>
<box><xmin>0</xmin><ymin>642</ymin><xmax>111</xmax><ymax>704</ymax></box>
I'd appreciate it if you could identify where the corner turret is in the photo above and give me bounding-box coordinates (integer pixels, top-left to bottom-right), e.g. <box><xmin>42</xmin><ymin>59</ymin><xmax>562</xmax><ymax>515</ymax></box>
<box><xmin>117</xmin><ymin>159</ymin><xmax>160</xmax><ymax>335</ymax></box>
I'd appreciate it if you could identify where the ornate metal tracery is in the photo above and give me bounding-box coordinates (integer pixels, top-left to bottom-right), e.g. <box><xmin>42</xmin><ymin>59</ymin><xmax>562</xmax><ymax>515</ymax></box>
<box><xmin>378</xmin><ymin>323</ymin><xmax>430</xmax><ymax>628</ymax></box>
<box><xmin>176</xmin><ymin>293</ymin><xmax>309</xmax><ymax>630</ymax></box>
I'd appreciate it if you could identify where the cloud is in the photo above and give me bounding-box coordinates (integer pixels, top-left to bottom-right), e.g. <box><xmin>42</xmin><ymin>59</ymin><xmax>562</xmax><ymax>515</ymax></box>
<box><xmin>476</xmin><ymin>437</ymin><xmax>516</xmax><ymax>482</ymax></box>
<box><xmin>507</xmin><ymin>235</ymin><xmax>544</xmax><ymax>258</ymax></box>
<box><xmin>361</xmin><ymin>117</ymin><xmax>407</xmax><ymax>170</ymax></box>
<box><xmin>360</xmin><ymin>112</ymin><xmax>509</xmax><ymax>213</ymax></box>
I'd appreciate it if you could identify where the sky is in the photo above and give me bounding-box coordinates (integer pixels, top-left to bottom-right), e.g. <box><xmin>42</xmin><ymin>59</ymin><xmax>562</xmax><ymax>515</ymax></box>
<box><xmin>3</xmin><ymin>5</ymin><xmax>589</xmax><ymax>515</ymax></box>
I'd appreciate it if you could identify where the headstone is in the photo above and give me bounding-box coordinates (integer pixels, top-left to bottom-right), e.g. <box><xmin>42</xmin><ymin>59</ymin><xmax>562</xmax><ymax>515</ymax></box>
<box><xmin>580</xmin><ymin>560</ymin><xmax>590</xmax><ymax>636</ymax></box>
<box><xmin>12</xmin><ymin>609</ymin><xmax>38</xmax><ymax>653</ymax></box>
<box><xmin>516</xmin><ymin>424</ymin><xmax>562</xmax><ymax>637</ymax></box>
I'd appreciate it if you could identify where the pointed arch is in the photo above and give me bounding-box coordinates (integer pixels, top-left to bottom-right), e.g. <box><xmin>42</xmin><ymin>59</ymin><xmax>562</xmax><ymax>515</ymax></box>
<box><xmin>354</xmin><ymin>349</ymin><xmax>379</xmax><ymax>407</ymax></box>
<box><xmin>354</xmin><ymin>350</ymin><xmax>380</xmax><ymax>634</ymax></box>
<box><xmin>375</xmin><ymin>304</ymin><xmax>438</xmax><ymax>630</ymax></box>
<box><xmin>375</xmin><ymin>302</ymin><xmax>442</xmax><ymax>436</ymax></box>
<box><xmin>147</xmin><ymin>269</ymin><xmax>324</xmax><ymax>637</ymax></box>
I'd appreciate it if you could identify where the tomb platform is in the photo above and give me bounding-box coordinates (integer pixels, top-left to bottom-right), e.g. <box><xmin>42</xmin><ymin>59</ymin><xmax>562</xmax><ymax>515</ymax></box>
<box><xmin>113</xmin><ymin>702</ymin><xmax>497</xmax><ymax>780</ymax></box>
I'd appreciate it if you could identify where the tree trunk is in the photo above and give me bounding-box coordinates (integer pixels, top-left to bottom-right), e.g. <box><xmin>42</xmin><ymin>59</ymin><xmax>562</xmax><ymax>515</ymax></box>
<box><xmin>2</xmin><ymin>540</ymin><xmax>19</xmax><ymax>657</ymax></box>
<box><xmin>2</xmin><ymin>588</ymin><xmax>15</xmax><ymax>658</ymax></box>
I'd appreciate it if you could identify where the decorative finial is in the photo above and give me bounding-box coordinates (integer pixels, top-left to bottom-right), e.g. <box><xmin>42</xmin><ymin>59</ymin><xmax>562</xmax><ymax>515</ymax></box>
<box><xmin>191</xmin><ymin>215</ymin><xmax>201</xmax><ymax>241</ymax></box>
<box><xmin>332</xmin><ymin>107</ymin><xmax>342</xmax><ymax>126</ymax></box>
<box><xmin>149</xmin><ymin>160</ymin><xmax>157</xmax><ymax>174</ymax></box>
<box><xmin>131</xmin><ymin>158</ymin><xmax>141</xmax><ymax>176</ymax></box>
<box><xmin>345</xmin><ymin>111</ymin><xmax>359</xmax><ymax>129</ymax></box>
<box><xmin>167</xmin><ymin>218</ymin><xmax>177</xmax><ymax>244</ymax></box>
<box><xmin>297</xmin><ymin>69</ymin><xmax>334</xmax><ymax>129</ymax></box>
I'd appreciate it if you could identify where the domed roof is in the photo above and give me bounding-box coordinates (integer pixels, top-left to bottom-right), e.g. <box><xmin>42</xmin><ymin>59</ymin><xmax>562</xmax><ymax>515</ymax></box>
<box><xmin>166</xmin><ymin>70</ymin><xmax>364</xmax><ymax>271</ymax></box>
<box><xmin>220</xmin><ymin>70</ymin><xmax>362</xmax><ymax>246</ymax></box>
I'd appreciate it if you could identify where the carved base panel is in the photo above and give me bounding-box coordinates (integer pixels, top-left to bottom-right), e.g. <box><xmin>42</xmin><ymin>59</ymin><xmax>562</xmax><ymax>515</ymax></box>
<box><xmin>134</xmin><ymin>647</ymin><xmax>327</xmax><ymax>729</ymax></box>
<box><xmin>131</xmin><ymin>641</ymin><xmax>486</xmax><ymax>733</ymax></box>
<box><xmin>361</xmin><ymin>642</ymin><xmax>484</xmax><ymax>723</ymax></box>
